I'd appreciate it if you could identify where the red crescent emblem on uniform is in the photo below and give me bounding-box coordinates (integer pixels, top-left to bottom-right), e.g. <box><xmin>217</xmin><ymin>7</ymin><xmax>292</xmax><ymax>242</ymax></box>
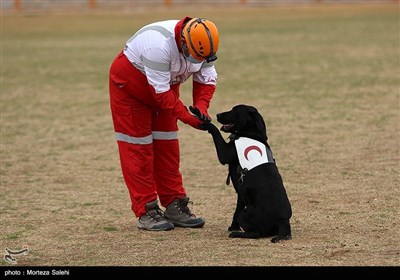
<box><xmin>244</xmin><ymin>145</ymin><xmax>263</xmax><ymax>161</ymax></box>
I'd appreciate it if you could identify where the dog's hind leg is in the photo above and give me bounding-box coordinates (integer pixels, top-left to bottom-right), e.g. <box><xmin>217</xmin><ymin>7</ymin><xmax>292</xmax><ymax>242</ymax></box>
<box><xmin>229</xmin><ymin>211</ymin><xmax>261</xmax><ymax>238</ymax></box>
<box><xmin>229</xmin><ymin>231</ymin><xmax>260</xmax><ymax>239</ymax></box>
<box><xmin>271</xmin><ymin>220</ymin><xmax>292</xmax><ymax>243</ymax></box>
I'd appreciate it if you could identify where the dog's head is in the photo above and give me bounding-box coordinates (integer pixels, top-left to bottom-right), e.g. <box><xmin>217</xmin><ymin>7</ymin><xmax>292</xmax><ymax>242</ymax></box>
<box><xmin>217</xmin><ymin>104</ymin><xmax>267</xmax><ymax>141</ymax></box>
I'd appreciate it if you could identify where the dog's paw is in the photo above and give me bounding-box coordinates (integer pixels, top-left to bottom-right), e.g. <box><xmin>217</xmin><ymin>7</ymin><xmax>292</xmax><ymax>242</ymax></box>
<box><xmin>200</xmin><ymin>121</ymin><xmax>218</xmax><ymax>133</ymax></box>
<box><xmin>271</xmin><ymin>234</ymin><xmax>292</xmax><ymax>243</ymax></box>
<box><xmin>228</xmin><ymin>225</ymin><xmax>241</xmax><ymax>232</ymax></box>
<box><xmin>199</xmin><ymin>122</ymin><xmax>211</xmax><ymax>131</ymax></box>
<box><xmin>229</xmin><ymin>231</ymin><xmax>260</xmax><ymax>239</ymax></box>
<box><xmin>229</xmin><ymin>232</ymin><xmax>241</xmax><ymax>238</ymax></box>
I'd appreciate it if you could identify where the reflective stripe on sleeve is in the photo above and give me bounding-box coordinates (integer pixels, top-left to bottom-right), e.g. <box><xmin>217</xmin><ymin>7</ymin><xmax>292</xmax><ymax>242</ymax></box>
<box><xmin>131</xmin><ymin>61</ymin><xmax>145</xmax><ymax>74</ymax></box>
<box><xmin>127</xmin><ymin>25</ymin><xmax>172</xmax><ymax>43</ymax></box>
<box><xmin>141</xmin><ymin>55</ymin><xmax>170</xmax><ymax>72</ymax></box>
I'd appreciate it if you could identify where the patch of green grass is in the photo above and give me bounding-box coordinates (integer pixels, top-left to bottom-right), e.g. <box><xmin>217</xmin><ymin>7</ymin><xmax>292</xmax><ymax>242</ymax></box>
<box><xmin>379</xmin><ymin>213</ymin><xmax>388</xmax><ymax>219</ymax></box>
<box><xmin>82</xmin><ymin>202</ymin><xmax>100</xmax><ymax>207</ymax></box>
<box><xmin>6</xmin><ymin>233</ymin><xmax>21</xmax><ymax>240</ymax></box>
<box><xmin>103</xmin><ymin>226</ymin><xmax>118</xmax><ymax>232</ymax></box>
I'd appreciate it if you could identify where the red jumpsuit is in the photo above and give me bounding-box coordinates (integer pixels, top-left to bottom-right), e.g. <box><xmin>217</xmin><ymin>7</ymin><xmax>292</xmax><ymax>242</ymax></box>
<box><xmin>109</xmin><ymin>17</ymin><xmax>217</xmax><ymax>217</ymax></box>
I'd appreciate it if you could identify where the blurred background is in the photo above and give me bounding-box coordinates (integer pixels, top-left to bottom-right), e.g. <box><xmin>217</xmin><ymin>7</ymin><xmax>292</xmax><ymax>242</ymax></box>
<box><xmin>2</xmin><ymin>0</ymin><xmax>398</xmax><ymax>13</ymax></box>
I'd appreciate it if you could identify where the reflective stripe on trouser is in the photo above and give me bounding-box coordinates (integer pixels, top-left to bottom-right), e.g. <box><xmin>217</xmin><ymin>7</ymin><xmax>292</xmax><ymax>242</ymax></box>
<box><xmin>109</xmin><ymin>51</ymin><xmax>185</xmax><ymax>217</ymax></box>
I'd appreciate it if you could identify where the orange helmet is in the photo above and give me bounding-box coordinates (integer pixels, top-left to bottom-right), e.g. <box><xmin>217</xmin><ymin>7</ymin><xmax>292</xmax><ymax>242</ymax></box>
<box><xmin>182</xmin><ymin>18</ymin><xmax>219</xmax><ymax>63</ymax></box>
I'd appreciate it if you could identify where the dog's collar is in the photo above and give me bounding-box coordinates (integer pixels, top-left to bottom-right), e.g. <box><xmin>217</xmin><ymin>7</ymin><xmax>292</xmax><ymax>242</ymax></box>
<box><xmin>235</xmin><ymin>137</ymin><xmax>274</xmax><ymax>171</ymax></box>
<box><xmin>228</xmin><ymin>133</ymin><xmax>239</xmax><ymax>142</ymax></box>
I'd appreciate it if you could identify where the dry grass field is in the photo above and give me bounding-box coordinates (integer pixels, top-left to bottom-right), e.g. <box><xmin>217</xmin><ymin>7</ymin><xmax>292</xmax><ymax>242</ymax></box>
<box><xmin>1</xmin><ymin>3</ymin><xmax>399</xmax><ymax>269</ymax></box>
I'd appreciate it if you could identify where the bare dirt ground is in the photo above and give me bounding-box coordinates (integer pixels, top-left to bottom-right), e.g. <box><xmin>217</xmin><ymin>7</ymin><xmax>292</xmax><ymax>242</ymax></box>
<box><xmin>1</xmin><ymin>4</ymin><xmax>399</xmax><ymax>268</ymax></box>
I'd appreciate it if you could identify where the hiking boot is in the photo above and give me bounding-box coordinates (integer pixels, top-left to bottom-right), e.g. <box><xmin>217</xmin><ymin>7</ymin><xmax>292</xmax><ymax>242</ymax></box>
<box><xmin>164</xmin><ymin>197</ymin><xmax>205</xmax><ymax>228</ymax></box>
<box><xmin>138</xmin><ymin>200</ymin><xmax>174</xmax><ymax>231</ymax></box>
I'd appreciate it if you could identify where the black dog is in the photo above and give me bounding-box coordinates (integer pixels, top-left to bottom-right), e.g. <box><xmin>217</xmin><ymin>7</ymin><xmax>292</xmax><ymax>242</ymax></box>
<box><xmin>191</xmin><ymin>105</ymin><xmax>292</xmax><ymax>242</ymax></box>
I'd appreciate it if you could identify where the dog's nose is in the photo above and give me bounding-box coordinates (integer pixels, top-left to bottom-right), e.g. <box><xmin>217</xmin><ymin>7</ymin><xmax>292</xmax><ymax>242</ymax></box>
<box><xmin>216</xmin><ymin>113</ymin><xmax>221</xmax><ymax>119</ymax></box>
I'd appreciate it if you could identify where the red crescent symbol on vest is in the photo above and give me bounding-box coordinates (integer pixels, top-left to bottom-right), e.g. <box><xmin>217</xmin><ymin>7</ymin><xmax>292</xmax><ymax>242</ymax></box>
<box><xmin>244</xmin><ymin>145</ymin><xmax>263</xmax><ymax>161</ymax></box>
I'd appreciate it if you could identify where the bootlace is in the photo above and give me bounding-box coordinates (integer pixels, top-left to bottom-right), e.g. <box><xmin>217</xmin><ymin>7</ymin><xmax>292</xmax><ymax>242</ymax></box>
<box><xmin>147</xmin><ymin>208</ymin><xmax>165</xmax><ymax>222</ymax></box>
<box><xmin>178</xmin><ymin>198</ymin><xmax>196</xmax><ymax>217</ymax></box>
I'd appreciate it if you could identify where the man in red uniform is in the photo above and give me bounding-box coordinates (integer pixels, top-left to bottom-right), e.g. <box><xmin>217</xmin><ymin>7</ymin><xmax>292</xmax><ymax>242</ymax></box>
<box><xmin>109</xmin><ymin>17</ymin><xmax>219</xmax><ymax>231</ymax></box>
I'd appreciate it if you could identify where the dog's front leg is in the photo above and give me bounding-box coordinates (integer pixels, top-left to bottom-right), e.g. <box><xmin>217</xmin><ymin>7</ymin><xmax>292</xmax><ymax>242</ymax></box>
<box><xmin>203</xmin><ymin>122</ymin><xmax>237</xmax><ymax>165</ymax></box>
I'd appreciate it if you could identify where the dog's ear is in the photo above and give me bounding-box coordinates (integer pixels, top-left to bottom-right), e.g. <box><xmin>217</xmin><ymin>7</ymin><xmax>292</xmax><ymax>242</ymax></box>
<box><xmin>248</xmin><ymin>108</ymin><xmax>268</xmax><ymax>141</ymax></box>
<box><xmin>255</xmin><ymin>115</ymin><xmax>267</xmax><ymax>141</ymax></box>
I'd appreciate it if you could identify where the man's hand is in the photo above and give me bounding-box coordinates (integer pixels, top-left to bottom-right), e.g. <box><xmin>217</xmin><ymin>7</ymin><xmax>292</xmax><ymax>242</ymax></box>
<box><xmin>189</xmin><ymin>106</ymin><xmax>214</xmax><ymax>131</ymax></box>
<box><xmin>189</xmin><ymin>106</ymin><xmax>211</xmax><ymax>122</ymax></box>
<box><xmin>179</xmin><ymin>112</ymin><xmax>203</xmax><ymax>130</ymax></box>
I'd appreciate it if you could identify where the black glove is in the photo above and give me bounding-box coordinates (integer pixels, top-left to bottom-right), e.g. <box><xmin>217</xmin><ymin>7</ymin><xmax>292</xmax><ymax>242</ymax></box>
<box><xmin>189</xmin><ymin>106</ymin><xmax>211</xmax><ymax>122</ymax></box>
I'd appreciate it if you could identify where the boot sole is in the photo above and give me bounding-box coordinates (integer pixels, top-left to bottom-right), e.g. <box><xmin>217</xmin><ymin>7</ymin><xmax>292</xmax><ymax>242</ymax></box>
<box><xmin>168</xmin><ymin>220</ymin><xmax>205</xmax><ymax>228</ymax></box>
<box><xmin>137</xmin><ymin>224</ymin><xmax>175</xmax><ymax>231</ymax></box>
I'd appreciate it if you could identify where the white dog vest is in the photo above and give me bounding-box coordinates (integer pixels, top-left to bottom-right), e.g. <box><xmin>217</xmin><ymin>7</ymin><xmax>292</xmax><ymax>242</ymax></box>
<box><xmin>235</xmin><ymin>137</ymin><xmax>274</xmax><ymax>171</ymax></box>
